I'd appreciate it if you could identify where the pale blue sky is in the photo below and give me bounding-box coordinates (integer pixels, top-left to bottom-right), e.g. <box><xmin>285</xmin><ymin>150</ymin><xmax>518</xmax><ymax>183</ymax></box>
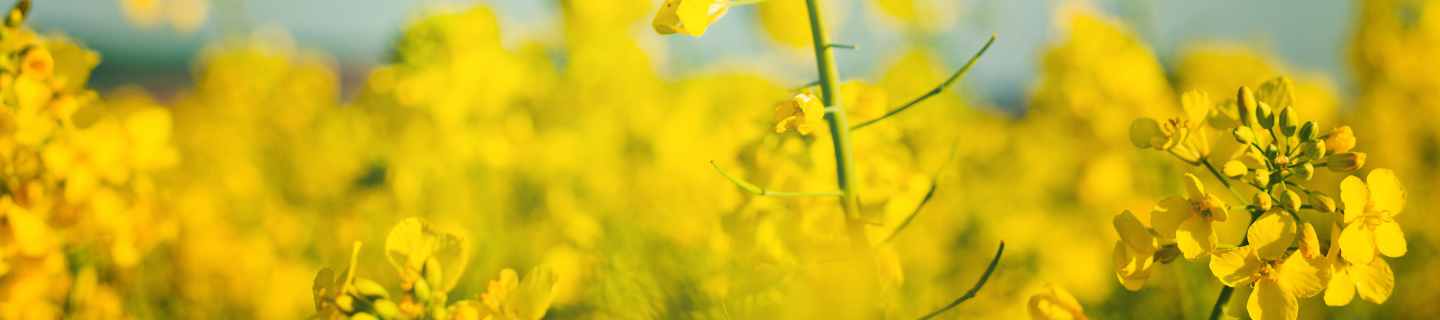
<box><xmin>24</xmin><ymin>0</ymin><xmax>1353</xmax><ymax>111</ymax></box>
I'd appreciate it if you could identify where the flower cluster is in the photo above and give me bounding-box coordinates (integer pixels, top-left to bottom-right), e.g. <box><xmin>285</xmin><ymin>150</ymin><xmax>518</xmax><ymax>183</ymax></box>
<box><xmin>1117</xmin><ymin>77</ymin><xmax>1405</xmax><ymax>319</ymax></box>
<box><xmin>313</xmin><ymin>218</ymin><xmax>557</xmax><ymax>320</ymax></box>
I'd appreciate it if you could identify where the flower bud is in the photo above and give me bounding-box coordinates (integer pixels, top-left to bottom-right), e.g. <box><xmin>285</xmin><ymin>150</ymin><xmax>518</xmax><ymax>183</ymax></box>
<box><xmin>354</xmin><ymin>278</ymin><xmax>391</xmax><ymax>301</ymax></box>
<box><xmin>1308</xmin><ymin>191</ymin><xmax>1335</xmax><ymax>213</ymax></box>
<box><xmin>1237</xmin><ymin>86</ymin><xmax>1258</xmax><ymax>127</ymax></box>
<box><xmin>1265</xmin><ymin>144</ymin><xmax>1279</xmax><ymax>159</ymax></box>
<box><xmin>336</xmin><ymin>294</ymin><xmax>356</xmax><ymax>313</ymax></box>
<box><xmin>1252</xmin><ymin>168</ymin><xmax>1271</xmax><ymax>186</ymax></box>
<box><xmin>1256</xmin><ymin>101</ymin><xmax>1275</xmax><ymax>130</ymax></box>
<box><xmin>1253</xmin><ymin>192</ymin><xmax>1273</xmax><ymax>212</ymax></box>
<box><xmin>1297</xmin><ymin>220</ymin><xmax>1321</xmax><ymax>259</ymax></box>
<box><xmin>423</xmin><ymin>257</ymin><xmax>443</xmax><ymax>292</ymax></box>
<box><xmin>1297</xmin><ymin>121</ymin><xmax>1319</xmax><ymax>142</ymax></box>
<box><xmin>1325</xmin><ymin>126</ymin><xmax>1356</xmax><ymax>154</ymax></box>
<box><xmin>1293</xmin><ymin>163</ymin><xmax>1314</xmax><ymax>181</ymax></box>
<box><xmin>1304</xmin><ymin>140</ymin><xmax>1325</xmax><ymax>162</ymax></box>
<box><xmin>1326</xmin><ymin>152</ymin><xmax>1366</xmax><ymax>172</ymax></box>
<box><xmin>1278</xmin><ymin>189</ymin><xmax>1301</xmax><ymax>212</ymax></box>
<box><xmin>1278</xmin><ymin>107</ymin><xmax>1299</xmax><ymax>137</ymax></box>
<box><xmin>1222</xmin><ymin>160</ymin><xmax>1247</xmax><ymax>178</ymax></box>
<box><xmin>373</xmin><ymin>299</ymin><xmax>404</xmax><ymax>320</ymax></box>
<box><xmin>350</xmin><ymin>313</ymin><xmax>379</xmax><ymax>320</ymax></box>
<box><xmin>413</xmin><ymin>279</ymin><xmax>432</xmax><ymax>303</ymax></box>
<box><xmin>1232</xmin><ymin>126</ymin><xmax>1256</xmax><ymax>145</ymax></box>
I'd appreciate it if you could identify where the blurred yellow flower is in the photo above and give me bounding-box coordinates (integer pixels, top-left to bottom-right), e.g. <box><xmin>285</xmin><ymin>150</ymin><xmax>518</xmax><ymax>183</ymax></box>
<box><xmin>773</xmin><ymin>93</ymin><xmax>824</xmax><ymax>135</ymax></box>
<box><xmin>1337</xmin><ymin>168</ymin><xmax>1406</xmax><ymax>264</ymax></box>
<box><xmin>1324</xmin><ymin>126</ymin><xmax>1355</xmax><ymax>155</ymax></box>
<box><xmin>477</xmin><ymin>268</ymin><xmax>559</xmax><ymax>320</ymax></box>
<box><xmin>1209</xmin><ymin>209</ymin><xmax>1326</xmax><ymax>320</ymax></box>
<box><xmin>1150</xmin><ymin>173</ymin><xmax>1227</xmax><ymax>260</ymax></box>
<box><xmin>652</xmin><ymin>0</ymin><xmax>730</xmax><ymax>36</ymax></box>
<box><xmin>1112</xmin><ymin>210</ymin><xmax>1157</xmax><ymax>290</ymax></box>
<box><xmin>1324</xmin><ymin>223</ymin><xmax>1394</xmax><ymax>306</ymax></box>
<box><xmin>1028</xmin><ymin>284</ymin><xmax>1090</xmax><ymax>320</ymax></box>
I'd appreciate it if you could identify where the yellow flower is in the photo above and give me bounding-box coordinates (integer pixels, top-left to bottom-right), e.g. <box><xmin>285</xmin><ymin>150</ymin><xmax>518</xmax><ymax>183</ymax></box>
<box><xmin>1324</xmin><ymin>126</ymin><xmax>1355</xmax><ymax>155</ymax></box>
<box><xmin>1337</xmin><ymin>168</ymin><xmax>1406</xmax><ymax>264</ymax></box>
<box><xmin>772</xmin><ymin>93</ymin><xmax>824</xmax><ymax>135</ymax></box>
<box><xmin>20</xmin><ymin>46</ymin><xmax>52</xmax><ymax>79</ymax></box>
<box><xmin>1112</xmin><ymin>210</ymin><xmax>1157</xmax><ymax>290</ymax></box>
<box><xmin>652</xmin><ymin>0</ymin><xmax>730</xmax><ymax>36</ymax></box>
<box><xmin>1150</xmin><ymin>173</ymin><xmax>1227</xmax><ymax>260</ymax></box>
<box><xmin>477</xmin><ymin>268</ymin><xmax>558</xmax><ymax>320</ymax></box>
<box><xmin>1324</xmin><ymin>222</ymin><xmax>1394</xmax><ymax>305</ymax></box>
<box><xmin>1028</xmin><ymin>284</ymin><xmax>1090</xmax><ymax>320</ymax></box>
<box><xmin>1209</xmin><ymin>209</ymin><xmax>1327</xmax><ymax>320</ymax></box>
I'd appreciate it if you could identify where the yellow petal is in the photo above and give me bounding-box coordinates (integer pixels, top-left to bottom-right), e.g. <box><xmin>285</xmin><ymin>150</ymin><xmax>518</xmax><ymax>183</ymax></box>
<box><xmin>1209</xmin><ymin>246</ymin><xmax>1261</xmax><ymax>287</ymax></box>
<box><xmin>1150</xmin><ymin>196</ymin><xmax>1192</xmax><ymax>238</ymax></box>
<box><xmin>1182</xmin><ymin>173</ymin><xmax>1206</xmax><ymax>200</ymax></box>
<box><xmin>1324</xmin><ymin>267</ymin><xmax>1355</xmax><ymax>306</ymax></box>
<box><xmin>7</xmin><ymin>207</ymin><xmax>52</xmax><ymax>257</ymax></box>
<box><xmin>1181</xmin><ymin>90</ymin><xmax>1210</xmax><ymax>126</ymax></box>
<box><xmin>1326</xmin><ymin>223</ymin><xmax>1343</xmax><ymax>261</ymax></box>
<box><xmin>1114</xmin><ymin>210</ymin><xmax>1156</xmax><ymax>252</ymax></box>
<box><xmin>1248</xmin><ymin>278</ymin><xmax>1298</xmax><ymax>320</ymax></box>
<box><xmin>1350</xmin><ymin>258</ymin><xmax>1394</xmax><ymax>304</ymax></box>
<box><xmin>1280</xmin><ymin>251</ymin><xmax>1331</xmax><ymax>299</ymax></box>
<box><xmin>1374</xmin><ymin>220</ymin><xmax>1406</xmax><ymax>258</ymax></box>
<box><xmin>1118</xmin><ymin>272</ymin><xmax>1148</xmax><ymax>292</ymax></box>
<box><xmin>1365</xmin><ymin>168</ymin><xmax>1405</xmax><ymax>216</ymax></box>
<box><xmin>652</xmin><ymin>0</ymin><xmax>686</xmax><ymax>35</ymax></box>
<box><xmin>1129</xmin><ymin>118</ymin><xmax>1164</xmax><ymax>148</ymax></box>
<box><xmin>1175</xmin><ymin>216</ymin><xmax>1216</xmax><ymax>261</ymax></box>
<box><xmin>676</xmin><ymin>0</ymin><xmax>728</xmax><ymax>36</ymax></box>
<box><xmin>1247</xmin><ymin>208</ymin><xmax>1297</xmax><ymax>261</ymax></box>
<box><xmin>1339</xmin><ymin>175</ymin><xmax>1368</xmax><ymax>223</ymax></box>
<box><xmin>1205</xmin><ymin>194</ymin><xmax>1228</xmax><ymax>222</ymax></box>
<box><xmin>1339</xmin><ymin>221</ymin><xmax>1376</xmax><ymax>265</ymax></box>
<box><xmin>1112</xmin><ymin>241</ymin><xmax>1134</xmax><ymax>275</ymax></box>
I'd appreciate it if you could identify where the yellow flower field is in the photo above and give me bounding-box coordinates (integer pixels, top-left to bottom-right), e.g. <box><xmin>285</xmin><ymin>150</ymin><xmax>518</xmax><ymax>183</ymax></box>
<box><xmin>0</xmin><ymin>0</ymin><xmax>1438</xmax><ymax>319</ymax></box>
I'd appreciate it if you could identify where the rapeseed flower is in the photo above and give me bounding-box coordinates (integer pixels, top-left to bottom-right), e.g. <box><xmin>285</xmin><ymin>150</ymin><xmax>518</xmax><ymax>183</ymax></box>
<box><xmin>1209</xmin><ymin>209</ymin><xmax>1328</xmax><ymax>320</ymax></box>
<box><xmin>1113</xmin><ymin>210</ymin><xmax>1157</xmax><ymax>290</ymax></box>
<box><xmin>1337</xmin><ymin>168</ymin><xmax>1406</xmax><ymax>264</ymax></box>
<box><xmin>1150</xmin><ymin>173</ymin><xmax>1227</xmax><ymax>260</ymax></box>
<box><xmin>773</xmin><ymin>93</ymin><xmax>824</xmax><ymax>135</ymax></box>
<box><xmin>652</xmin><ymin>0</ymin><xmax>730</xmax><ymax>36</ymax></box>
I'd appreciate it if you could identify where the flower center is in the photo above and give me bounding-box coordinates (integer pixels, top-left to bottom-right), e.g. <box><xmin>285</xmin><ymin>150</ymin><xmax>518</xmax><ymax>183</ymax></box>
<box><xmin>1188</xmin><ymin>198</ymin><xmax>1215</xmax><ymax>221</ymax></box>
<box><xmin>1254</xmin><ymin>261</ymin><xmax>1281</xmax><ymax>284</ymax></box>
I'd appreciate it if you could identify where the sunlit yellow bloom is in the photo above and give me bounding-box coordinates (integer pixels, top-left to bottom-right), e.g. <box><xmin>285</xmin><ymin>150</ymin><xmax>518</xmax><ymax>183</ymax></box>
<box><xmin>1337</xmin><ymin>168</ymin><xmax>1406</xmax><ymax>264</ymax></box>
<box><xmin>477</xmin><ymin>268</ymin><xmax>558</xmax><ymax>320</ymax></box>
<box><xmin>1112</xmin><ymin>210</ymin><xmax>1157</xmax><ymax>290</ymax></box>
<box><xmin>1324</xmin><ymin>126</ymin><xmax>1355</xmax><ymax>155</ymax></box>
<box><xmin>772</xmin><ymin>93</ymin><xmax>824</xmax><ymax>135</ymax></box>
<box><xmin>1324</xmin><ymin>223</ymin><xmax>1394</xmax><ymax>305</ymax></box>
<box><xmin>1028</xmin><ymin>284</ymin><xmax>1090</xmax><ymax>320</ymax></box>
<box><xmin>1209</xmin><ymin>209</ymin><xmax>1326</xmax><ymax>320</ymax></box>
<box><xmin>1150</xmin><ymin>173</ymin><xmax>1227</xmax><ymax>260</ymax></box>
<box><xmin>652</xmin><ymin>0</ymin><xmax>730</xmax><ymax>36</ymax></box>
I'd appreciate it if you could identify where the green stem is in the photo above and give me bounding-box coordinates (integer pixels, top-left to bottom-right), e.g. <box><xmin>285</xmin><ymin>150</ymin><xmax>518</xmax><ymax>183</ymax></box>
<box><xmin>803</xmin><ymin>0</ymin><xmax>880</xmax><ymax>314</ymax></box>
<box><xmin>828</xmin><ymin>43</ymin><xmax>858</xmax><ymax>50</ymax></box>
<box><xmin>1201</xmin><ymin>159</ymin><xmax>1249</xmax><ymax>206</ymax></box>
<box><xmin>850</xmin><ymin>35</ymin><xmax>996</xmax><ymax>130</ymax></box>
<box><xmin>917</xmin><ymin>241</ymin><xmax>1005</xmax><ymax>320</ymax></box>
<box><xmin>877</xmin><ymin>141</ymin><xmax>960</xmax><ymax>247</ymax></box>
<box><xmin>711</xmin><ymin>161</ymin><xmax>843</xmax><ymax>197</ymax></box>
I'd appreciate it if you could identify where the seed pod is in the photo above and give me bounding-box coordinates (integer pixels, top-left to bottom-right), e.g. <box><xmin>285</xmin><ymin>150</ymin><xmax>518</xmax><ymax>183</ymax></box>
<box><xmin>1238</xmin><ymin>86</ymin><xmax>1258</xmax><ymax>127</ymax></box>
<box><xmin>354</xmin><ymin>278</ymin><xmax>390</xmax><ymax>301</ymax></box>
<box><xmin>1256</xmin><ymin>101</ymin><xmax>1275</xmax><ymax>130</ymax></box>
<box><xmin>1253</xmin><ymin>192</ymin><xmax>1273</xmax><ymax>212</ymax></box>
<box><xmin>1297</xmin><ymin>220</ymin><xmax>1321</xmax><ymax>259</ymax></box>
<box><xmin>1326</xmin><ymin>152</ymin><xmax>1366</xmax><ymax>172</ymax></box>
<box><xmin>373</xmin><ymin>299</ymin><xmax>403</xmax><ymax>320</ymax></box>
<box><xmin>1278</xmin><ymin>107</ymin><xmax>1298</xmax><ymax>137</ymax></box>
<box><xmin>1309</xmin><ymin>191</ymin><xmax>1335</xmax><ymax>213</ymax></box>
<box><xmin>1297</xmin><ymin>121</ymin><xmax>1319</xmax><ymax>142</ymax></box>
<box><xmin>1232</xmin><ymin>126</ymin><xmax>1256</xmax><ymax>145</ymax></box>
<box><xmin>1294</xmin><ymin>163</ymin><xmax>1314</xmax><ymax>181</ymax></box>
<box><xmin>1278</xmin><ymin>189</ymin><xmax>1301</xmax><ymax>212</ymax></box>
<box><xmin>1222</xmin><ymin>160</ymin><xmax>1247</xmax><ymax>178</ymax></box>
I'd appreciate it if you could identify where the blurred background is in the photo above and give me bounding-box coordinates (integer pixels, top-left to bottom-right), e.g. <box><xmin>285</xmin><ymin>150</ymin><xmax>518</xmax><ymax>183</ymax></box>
<box><xmin>2</xmin><ymin>0</ymin><xmax>1437</xmax><ymax>319</ymax></box>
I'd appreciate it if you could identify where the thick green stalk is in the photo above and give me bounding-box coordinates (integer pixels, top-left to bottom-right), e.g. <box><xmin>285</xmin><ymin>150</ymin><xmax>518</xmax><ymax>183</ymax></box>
<box><xmin>804</xmin><ymin>0</ymin><xmax>880</xmax><ymax>315</ymax></box>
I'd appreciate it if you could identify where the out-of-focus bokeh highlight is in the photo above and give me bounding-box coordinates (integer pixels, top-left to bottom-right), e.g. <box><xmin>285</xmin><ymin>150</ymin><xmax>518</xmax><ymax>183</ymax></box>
<box><xmin>0</xmin><ymin>0</ymin><xmax>1437</xmax><ymax>319</ymax></box>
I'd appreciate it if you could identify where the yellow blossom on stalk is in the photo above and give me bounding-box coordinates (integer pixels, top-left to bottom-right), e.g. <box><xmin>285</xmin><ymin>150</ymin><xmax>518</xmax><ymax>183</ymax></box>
<box><xmin>1112</xmin><ymin>210</ymin><xmax>1157</xmax><ymax>290</ymax></box>
<box><xmin>1324</xmin><ymin>126</ymin><xmax>1355</xmax><ymax>155</ymax></box>
<box><xmin>476</xmin><ymin>268</ymin><xmax>559</xmax><ymax>320</ymax></box>
<box><xmin>1209</xmin><ymin>209</ymin><xmax>1327</xmax><ymax>320</ymax></box>
<box><xmin>1337</xmin><ymin>168</ymin><xmax>1406</xmax><ymax>264</ymax></box>
<box><xmin>773</xmin><ymin>93</ymin><xmax>824</xmax><ymax>135</ymax></box>
<box><xmin>652</xmin><ymin>0</ymin><xmax>730</xmax><ymax>36</ymax></box>
<box><xmin>1324</xmin><ymin>223</ymin><xmax>1394</xmax><ymax>305</ymax></box>
<box><xmin>1028</xmin><ymin>284</ymin><xmax>1090</xmax><ymax>320</ymax></box>
<box><xmin>1150</xmin><ymin>173</ymin><xmax>1227</xmax><ymax>260</ymax></box>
